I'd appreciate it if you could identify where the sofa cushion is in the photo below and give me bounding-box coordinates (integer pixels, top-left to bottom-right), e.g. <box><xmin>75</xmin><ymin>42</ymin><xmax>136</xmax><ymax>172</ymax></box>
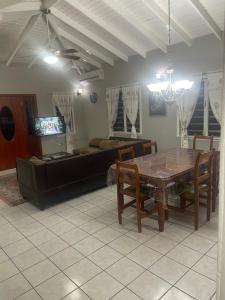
<box><xmin>73</xmin><ymin>146</ymin><xmax>101</xmax><ymax>155</ymax></box>
<box><xmin>99</xmin><ymin>139</ymin><xmax>119</xmax><ymax>150</ymax></box>
<box><xmin>29</xmin><ymin>156</ymin><xmax>46</xmax><ymax>165</ymax></box>
<box><xmin>89</xmin><ymin>138</ymin><xmax>107</xmax><ymax>148</ymax></box>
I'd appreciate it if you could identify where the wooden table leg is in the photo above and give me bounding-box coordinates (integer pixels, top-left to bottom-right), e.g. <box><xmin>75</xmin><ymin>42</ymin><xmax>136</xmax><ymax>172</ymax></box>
<box><xmin>158</xmin><ymin>182</ymin><xmax>167</xmax><ymax>232</ymax></box>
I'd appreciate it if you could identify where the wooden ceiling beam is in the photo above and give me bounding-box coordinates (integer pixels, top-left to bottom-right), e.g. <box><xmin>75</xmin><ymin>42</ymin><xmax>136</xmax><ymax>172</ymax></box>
<box><xmin>142</xmin><ymin>0</ymin><xmax>192</xmax><ymax>46</ymax></box>
<box><xmin>51</xmin><ymin>8</ymin><xmax>128</xmax><ymax>62</ymax></box>
<box><xmin>64</xmin><ymin>0</ymin><xmax>146</xmax><ymax>58</ymax></box>
<box><xmin>102</xmin><ymin>0</ymin><xmax>167</xmax><ymax>53</ymax></box>
<box><xmin>58</xmin><ymin>28</ymin><xmax>114</xmax><ymax>66</ymax></box>
<box><xmin>6</xmin><ymin>14</ymin><xmax>40</xmax><ymax>66</ymax></box>
<box><xmin>189</xmin><ymin>0</ymin><xmax>222</xmax><ymax>40</ymax></box>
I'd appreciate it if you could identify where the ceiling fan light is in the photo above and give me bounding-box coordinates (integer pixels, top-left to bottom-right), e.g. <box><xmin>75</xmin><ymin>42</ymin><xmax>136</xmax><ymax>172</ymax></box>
<box><xmin>43</xmin><ymin>55</ymin><xmax>58</xmax><ymax>64</ymax></box>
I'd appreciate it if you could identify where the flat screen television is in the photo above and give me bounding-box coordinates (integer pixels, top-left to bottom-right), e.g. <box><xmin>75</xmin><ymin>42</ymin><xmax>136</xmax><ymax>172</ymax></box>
<box><xmin>34</xmin><ymin>116</ymin><xmax>65</xmax><ymax>136</ymax></box>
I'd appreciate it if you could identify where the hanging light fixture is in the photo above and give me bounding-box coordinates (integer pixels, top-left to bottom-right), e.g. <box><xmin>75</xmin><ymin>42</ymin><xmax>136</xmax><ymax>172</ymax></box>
<box><xmin>43</xmin><ymin>11</ymin><xmax>58</xmax><ymax>65</ymax></box>
<box><xmin>147</xmin><ymin>0</ymin><xmax>194</xmax><ymax>104</ymax></box>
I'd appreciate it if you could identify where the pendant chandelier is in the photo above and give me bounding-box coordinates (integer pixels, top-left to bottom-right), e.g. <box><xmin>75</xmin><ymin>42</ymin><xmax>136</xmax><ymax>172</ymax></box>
<box><xmin>147</xmin><ymin>0</ymin><xmax>194</xmax><ymax>104</ymax></box>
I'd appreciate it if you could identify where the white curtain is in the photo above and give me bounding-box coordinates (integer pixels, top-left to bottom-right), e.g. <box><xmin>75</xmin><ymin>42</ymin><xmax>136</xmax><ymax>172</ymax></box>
<box><xmin>176</xmin><ymin>79</ymin><xmax>201</xmax><ymax>148</ymax></box>
<box><xmin>52</xmin><ymin>93</ymin><xmax>76</xmax><ymax>153</ymax></box>
<box><xmin>106</xmin><ymin>87</ymin><xmax>120</xmax><ymax>137</ymax></box>
<box><xmin>207</xmin><ymin>72</ymin><xmax>223</xmax><ymax>124</ymax></box>
<box><xmin>122</xmin><ymin>85</ymin><xmax>140</xmax><ymax>138</ymax></box>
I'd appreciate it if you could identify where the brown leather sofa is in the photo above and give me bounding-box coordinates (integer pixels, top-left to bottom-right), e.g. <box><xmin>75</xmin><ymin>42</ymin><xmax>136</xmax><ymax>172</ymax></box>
<box><xmin>16</xmin><ymin>137</ymin><xmax>148</xmax><ymax>210</ymax></box>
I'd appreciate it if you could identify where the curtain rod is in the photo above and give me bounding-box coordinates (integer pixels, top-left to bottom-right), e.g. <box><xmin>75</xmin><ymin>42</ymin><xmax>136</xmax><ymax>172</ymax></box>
<box><xmin>107</xmin><ymin>82</ymin><xmax>140</xmax><ymax>90</ymax></box>
<box><xmin>191</xmin><ymin>69</ymin><xmax>223</xmax><ymax>78</ymax></box>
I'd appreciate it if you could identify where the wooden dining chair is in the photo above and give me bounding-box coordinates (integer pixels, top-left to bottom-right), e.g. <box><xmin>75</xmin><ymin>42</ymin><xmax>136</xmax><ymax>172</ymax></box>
<box><xmin>142</xmin><ymin>141</ymin><xmax>158</xmax><ymax>155</ymax></box>
<box><xmin>193</xmin><ymin>135</ymin><xmax>213</xmax><ymax>151</ymax></box>
<box><xmin>118</xmin><ymin>146</ymin><xmax>135</xmax><ymax>161</ymax></box>
<box><xmin>168</xmin><ymin>150</ymin><xmax>214</xmax><ymax>230</ymax></box>
<box><xmin>116</xmin><ymin>160</ymin><xmax>163</xmax><ymax>232</ymax></box>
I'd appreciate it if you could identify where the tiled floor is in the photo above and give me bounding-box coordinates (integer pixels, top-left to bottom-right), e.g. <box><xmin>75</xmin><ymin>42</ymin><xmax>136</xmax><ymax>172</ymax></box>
<box><xmin>0</xmin><ymin>186</ymin><xmax>218</xmax><ymax>300</ymax></box>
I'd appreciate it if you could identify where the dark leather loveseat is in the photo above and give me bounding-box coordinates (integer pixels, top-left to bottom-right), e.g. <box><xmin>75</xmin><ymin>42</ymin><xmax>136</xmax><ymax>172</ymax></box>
<box><xmin>16</xmin><ymin>137</ymin><xmax>147</xmax><ymax>210</ymax></box>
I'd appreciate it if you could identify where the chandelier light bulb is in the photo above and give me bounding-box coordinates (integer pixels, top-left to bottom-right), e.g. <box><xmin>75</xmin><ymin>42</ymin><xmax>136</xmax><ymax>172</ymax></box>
<box><xmin>43</xmin><ymin>55</ymin><xmax>59</xmax><ymax>64</ymax></box>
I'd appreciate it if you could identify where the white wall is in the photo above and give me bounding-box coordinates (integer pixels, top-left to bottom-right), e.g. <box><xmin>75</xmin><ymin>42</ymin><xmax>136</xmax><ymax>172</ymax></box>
<box><xmin>84</xmin><ymin>34</ymin><xmax>224</xmax><ymax>150</ymax></box>
<box><xmin>0</xmin><ymin>64</ymin><xmax>88</xmax><ymax>154</ymax></box>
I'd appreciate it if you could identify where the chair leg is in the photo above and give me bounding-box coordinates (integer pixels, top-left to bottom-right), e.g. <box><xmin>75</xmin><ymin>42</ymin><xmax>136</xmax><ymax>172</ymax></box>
<box><xmin>117</xmin><ymin>193</ymin><xmax>123</xmax><ymax>225</ymax></box>
<box><xmin>165</xmin><ymin>209</ymin><xmax>169</xmax><ymax>220</ymax></box>
<box><xmin>194</xmin><ymin>196</ymin><xmax>199</xmax><ymax>231</ymax></box>
<box><xmin>158</xmin><ymin>202</ymin><xmax>165</xmax><ymax>232</ymax></box>
<box><xmin>207</xmin><ymin>187</ymin><xmax>211</xmax><ymax>222</ymax></box>
<box><xmin>180</xmin><ymin>196</ymin><xmax>186</xmax><ymax>209</ymax></box>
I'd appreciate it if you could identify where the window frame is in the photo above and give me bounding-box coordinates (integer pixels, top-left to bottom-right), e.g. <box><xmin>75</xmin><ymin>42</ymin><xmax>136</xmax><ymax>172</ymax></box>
<box><xmin>112</xmin><ymin>87</ymin><xmax>143</xmax><ymax>136</ymax></box>
<box><xmin>177</xmin><ymin>79</ymin><xmax>220</xmax><ymax>140</ymax></box>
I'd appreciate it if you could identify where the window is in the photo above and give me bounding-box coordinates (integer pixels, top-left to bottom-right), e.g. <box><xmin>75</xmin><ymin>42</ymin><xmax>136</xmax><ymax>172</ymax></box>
<box><xmin>187</xmin><ymin>80</ymin><xmax>221</xmax><ymax>137</ymax></box>
<box><xmin>113</xmin><ymin>90</ymin><xmax>141</xmax><ymax>134</ymax></box>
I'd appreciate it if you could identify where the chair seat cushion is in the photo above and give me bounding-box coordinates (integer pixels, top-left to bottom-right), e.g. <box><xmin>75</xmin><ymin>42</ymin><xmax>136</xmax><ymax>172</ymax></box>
<box><xmin>177</xmin><ymin>181</ymin><xmax>208</xmax><ymax>195</ymax></box>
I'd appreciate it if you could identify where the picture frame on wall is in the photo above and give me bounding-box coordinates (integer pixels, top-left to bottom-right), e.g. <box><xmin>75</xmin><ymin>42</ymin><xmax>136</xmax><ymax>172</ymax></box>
<box><xmin>149</xmin><ymin>93</ymin><xmax>166</xmax><ymax>116</ymax></box>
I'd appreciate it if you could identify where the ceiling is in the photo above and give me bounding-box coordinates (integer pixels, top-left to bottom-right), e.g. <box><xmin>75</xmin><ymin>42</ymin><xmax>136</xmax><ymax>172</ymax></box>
<box><xmin>0</xmin><ymin>0</ymin><xmax>224</xmax><ymax>74</ymax></box>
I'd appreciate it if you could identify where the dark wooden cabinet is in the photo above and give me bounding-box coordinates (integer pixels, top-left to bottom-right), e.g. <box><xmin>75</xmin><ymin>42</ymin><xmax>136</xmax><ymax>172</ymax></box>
<box><xmin>0</xmin><ymin>94</ymin><xmax>42</xmax><ymax>171</ymax></box>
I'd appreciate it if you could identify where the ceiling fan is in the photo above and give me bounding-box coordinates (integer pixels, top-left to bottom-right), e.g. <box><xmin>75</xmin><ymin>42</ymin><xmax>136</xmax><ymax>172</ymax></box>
<box><xmin>41</xmin><ymin>7</ymin><xmax>80</xmax><ymax>63</ymax></box>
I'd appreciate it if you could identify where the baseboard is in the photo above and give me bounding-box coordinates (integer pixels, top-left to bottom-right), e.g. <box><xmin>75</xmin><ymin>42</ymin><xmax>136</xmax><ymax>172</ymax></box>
<box><xmin>0</xmin><ymin>168</ymin><xmax>16</xmax><ymax>177</ymax></box>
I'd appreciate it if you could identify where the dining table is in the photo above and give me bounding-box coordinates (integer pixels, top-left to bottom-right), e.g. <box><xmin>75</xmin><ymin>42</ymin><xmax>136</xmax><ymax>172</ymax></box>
<box><xmin>109</xmin><ymin>147</ymin><xmax>216</xmax><ymax>232</ymax></box>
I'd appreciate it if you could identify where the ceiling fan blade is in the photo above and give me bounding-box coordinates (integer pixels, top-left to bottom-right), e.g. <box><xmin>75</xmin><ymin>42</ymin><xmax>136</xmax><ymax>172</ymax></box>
<box><xmin>61</xmin><ymin>55</ymin><xmax>80</xmax><ymax>60</ymax></box>
<box><xmin>61</xmin><ymin>49</ymin><xmax>77</xmax><ymax>54</ymax></box>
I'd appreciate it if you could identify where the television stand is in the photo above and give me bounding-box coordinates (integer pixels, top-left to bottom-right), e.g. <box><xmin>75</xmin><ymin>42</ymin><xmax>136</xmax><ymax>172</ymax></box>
<box><xmin>42</xmin><ymin>152</ymin><xmax>73</xmax><ymax>161</ymax></box>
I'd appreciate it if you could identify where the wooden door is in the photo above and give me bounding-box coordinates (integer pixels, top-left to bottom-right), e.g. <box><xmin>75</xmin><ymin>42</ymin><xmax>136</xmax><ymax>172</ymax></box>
<box><xmin>0</xmin><ymin>95</ymin><xmax>42</xmax><ymax>171</ymax></box>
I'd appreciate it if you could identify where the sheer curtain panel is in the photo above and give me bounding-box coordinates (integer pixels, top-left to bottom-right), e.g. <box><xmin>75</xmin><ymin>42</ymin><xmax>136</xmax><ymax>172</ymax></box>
<box><xmin>52</xmin><ymin>93</ymin><xmax>76</xmax><ymax>153</ymax></box>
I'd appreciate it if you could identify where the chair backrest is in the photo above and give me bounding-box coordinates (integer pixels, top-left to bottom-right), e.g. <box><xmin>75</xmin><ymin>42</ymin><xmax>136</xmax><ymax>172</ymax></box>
<box><xmin>194</xmin><ymin>150</ymin><xmax>214</xmax><ymax>189</ymax></box>
<box><xmin>116</xmin><ymin>160</ymin><xmax>140</xmax><ymax>192</ymax></box>
<box><xmin>142</xmin><ymin>141</ymin><xmax>158</xmax><ymax>155</ymax></box>
<box><xmin>193</xmin><ymin>135</ymin><xmax>213</xmax><ymax>151</ymax></box>
<box><xmin>118</xmin><ymin>146</ymin><xmax>135</xmax><ymax>161</ymax></box>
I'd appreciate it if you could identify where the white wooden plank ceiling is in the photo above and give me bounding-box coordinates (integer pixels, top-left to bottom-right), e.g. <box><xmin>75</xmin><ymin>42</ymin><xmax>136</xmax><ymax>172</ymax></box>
<box><xmin>0</xmin><ymin>0</ymin><xmax>224</xmax><ymax>72</ymax></box>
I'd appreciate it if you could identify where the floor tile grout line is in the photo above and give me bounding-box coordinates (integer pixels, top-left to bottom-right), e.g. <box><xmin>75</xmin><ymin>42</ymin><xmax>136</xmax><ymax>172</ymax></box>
<box><xmin>0</xmin><ymin>187</ymin><xmax>218</xmax><ymax>300</ymax></box>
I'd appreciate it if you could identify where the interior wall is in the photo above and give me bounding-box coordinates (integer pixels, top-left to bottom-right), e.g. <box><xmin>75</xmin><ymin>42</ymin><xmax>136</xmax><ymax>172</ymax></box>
<box><xmin>0</xmin><ymin>64</ymin><xmax>88</xmax><ymax>154</ymax></box>
<box><xmin>84</xmin><ymin>34</ymin><xmax>223</xmax><ymax>150</ymax></box>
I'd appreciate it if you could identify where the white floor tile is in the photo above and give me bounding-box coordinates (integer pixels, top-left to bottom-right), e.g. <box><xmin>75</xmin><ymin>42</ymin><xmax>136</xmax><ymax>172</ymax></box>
<box><xmin>81</xmin><ymin>271</ymin><xmax>123</xmax><ymax>300</ymax></box>
<box><xmin>68</xmin><ymin>213</ymin><xmax>93</xmax><ymax>226</ymax></box>
<box><xmin>0</xmin><ymin>273</ymin><xmax>31</xmax><ymax>300</ymax></box>
<box><xmin>144</xmin><ymin>234</ymin><xmax>178</xmax><ymax>255</ymax></box>
<box><xmin>63</xmin><ymin>289</ymin><xmax>91</xmax><ymax>300</ymax></box>
<box><xmin>15</xmin><ymin>289</ymin><xmax>42</xmax><ymax>300</ymax></box>
<box><xmin>93</xmin><ymin>227</ymin><xmax>122</xmax><ymax>244</ymax></box>
<box><xmin>27</xmin><ymin>229</ymin><xmax>56</xmax><ymax>246</ymax></box>
<box><xmin>81</xmin><ymin>220</ymin><xmax>106</xmax><ymax>234</ymax></box>
<box><xmin>3</xmin><ymin>238</ymin><xmax>34</xmax><ymax>258</ymax></box>
<box><xmin>38</xmin><ymin>237</ymin><xmax>68</xmax><ymax>257</ymax></box>
<box><xmin>160</xmin><ymin>224</ymin><xmax>192</xmax><ymax>242</ymax></box>
<box><xmin>49</xmin><ymin>220</ymin><xmax>75</xmax><ymax>235</ymax></box>
<box><xmin>88</xmin><ymin>245</ymin><xmax>122</xmax><ymax>269</ymax></box>
<box><xmin>60</xmin><ymin>228</ymin><xmax>89</xmax><ymax>245</ymax></box>
<box><xmin>125</xmin><ymin>227</ymin><xmax>157</xmax><ymax>243</ymax></box>
<box><xmin>128</xmin><ymin>270</ymin><xmax>171</xmax><ymax>300</ymax></box>
<box><xmin>35</xmin><ymin>272</ymin><xmax>77</xmax><ymax>300</ymax></box>
<box><xmin>167</xmin><ymin>244</ymin><xmax>203</xmax><ymax>267</ymax></box>
<box><xmin>128</xmin><ymin>245</ymin><xmax>162</xmax><ymax>268</ymax></box>
<box><xmin>50</xmin><ymin>247</ymin><xmax>83</xmax><ymax>270</ymax></box>
<box><xmin>12</xmin><ymin>248</ymin><xmax>45</xmax><ymax>271</ymax></box>
<box><xmin>0</xmin><ymin>249</ymin><xmax>9</xmax><ymax>263</ymax></box>
<box><xmin>64</xmin><ymin>258</ymin><xmax>101</xmax><ymax>286</ymax></box>
<box><xmin>0</xmin><ymin>260</ymin><xmax>19</xmax><ymax>282</ymax></box>
<box><xmin>0</xmin><ymin>229</ymin><xmax>24</xmax><ymax>247</ymax></box>
<box><xmin>192</xmin><ymin>255</ymin><xmax>217</xmax><ymax>281</ymax></box>
<box><xmin>182</xmin><ymin>233</ymin><xmax>215</xmax><ymax>253</ymax></box>
<box><xmin>111</xmin><ymin>288</ymin><xmax>141</xmax><ymax>300</ymax></box>
<box><xmin>73</xmin><ymin>236</ymin><xmax>104</xmax><ymax>256</ymax></box>
<box><xmin>106</xmin><ymin>257</ymin><xmax>145</xmax><ymax>285</ymax></box>
<box><xmin>176</xmin><ymin>270</ymin><xmax>216</xmax><ymax>300</ymax></box>
<box><xmin>207</xmin><ymin>244</ymin><xmax>218</xmax><ymax>260</ymax></box>
<box><xmin>149</xmin><ymin>256</ymin><xmax>188</xmax><ymax>284</ymax></box>
<box><xmin>22</xmin><ymin>259</ymin><xmax>60</xmax><ymax>286</ymax></box>
<box><xmin>109</xmin><ymin>235</ymin><xmax>140</xmax><ymax>255</ymax></box>
<box><xmin>161</xmin><ymin>287</ymin><xmax>195</xmax><ymax>300</ymax></box>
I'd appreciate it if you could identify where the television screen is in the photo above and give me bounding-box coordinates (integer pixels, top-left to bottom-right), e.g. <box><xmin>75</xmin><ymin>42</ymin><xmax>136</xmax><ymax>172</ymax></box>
<box><xmin>34</xmin><ymin>116</ymin><xmax>65</xmax><ymax>136</ymax></box>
